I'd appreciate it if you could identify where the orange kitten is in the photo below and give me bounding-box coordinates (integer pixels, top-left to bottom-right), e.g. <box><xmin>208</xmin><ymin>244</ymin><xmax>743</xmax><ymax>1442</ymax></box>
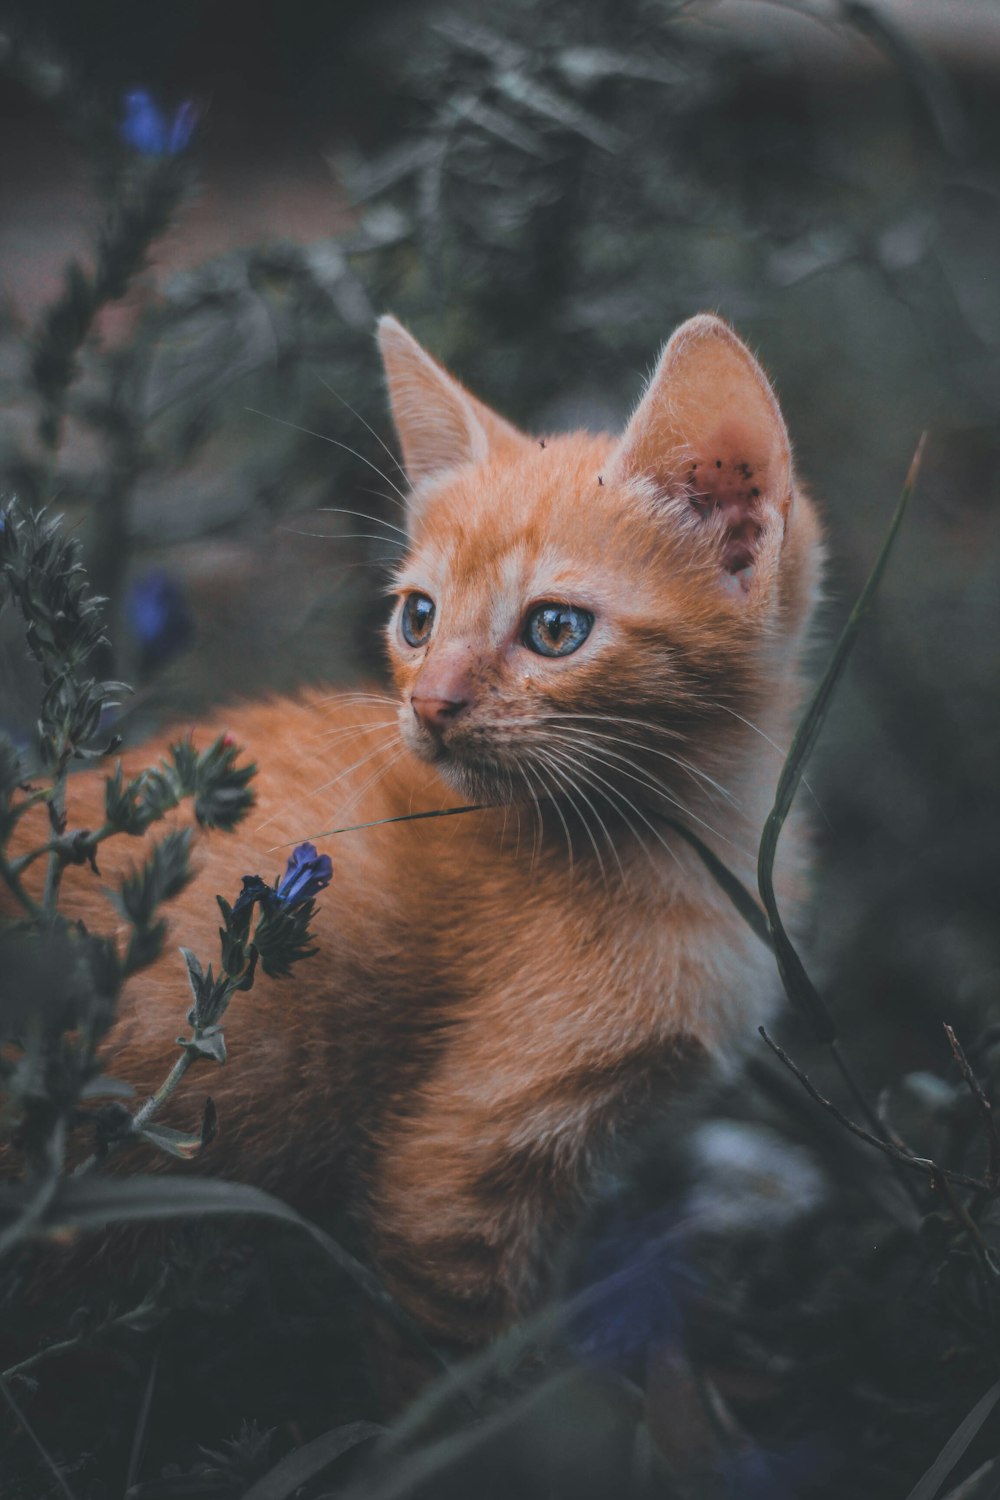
<box><xmin>14</xmin><ymin>314</ymin><xmax>823</xmax><ymax>1359</ymax></box>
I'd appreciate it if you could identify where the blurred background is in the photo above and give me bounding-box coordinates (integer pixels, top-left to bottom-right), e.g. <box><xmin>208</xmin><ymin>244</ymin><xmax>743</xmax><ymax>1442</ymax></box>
<box><xmin>2</xmin><ymin>1</ymin><xmax>1000</xmax><ymax>1496</ymax></box>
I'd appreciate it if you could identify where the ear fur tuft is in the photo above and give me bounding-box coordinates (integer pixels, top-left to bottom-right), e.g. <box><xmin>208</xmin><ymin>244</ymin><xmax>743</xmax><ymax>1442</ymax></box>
<box><xmin>377</xmin><ymin>316</ymin><xmax>524</xmax><ymax>492</ymax></box>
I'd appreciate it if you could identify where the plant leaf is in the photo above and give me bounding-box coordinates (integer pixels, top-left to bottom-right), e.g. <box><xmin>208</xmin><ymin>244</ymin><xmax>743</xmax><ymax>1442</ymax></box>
<box><xmin>903</xmin><ymin>1379</ymin><xmax>1000</xmax><ymax>1500</ymax></box>
<box><xmin>135</xmin><ymin>1123</ymin><xmax>206</xmax><ymax>1160</ymax></box>
<box><xmin>240</xmin><ymin>1421</ymin><xmax>383</xmax><ymax>1500</ymax></box>
<box><xmin>0</xmin><ymin>1177</ymin><xmax>460</xmax><ymax>1396</ymax></box>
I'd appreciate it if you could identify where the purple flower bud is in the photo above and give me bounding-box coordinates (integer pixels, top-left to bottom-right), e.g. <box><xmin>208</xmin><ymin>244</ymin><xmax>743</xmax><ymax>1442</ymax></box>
<box><xmin>121</xmin><ymin>89</ymin><xmax>198</xmax><ymax>156</ymax></box>
<box><xmin>275</xmin><ymin>842</ymin><xmax>333</xmax><ymax>907</ymax></box>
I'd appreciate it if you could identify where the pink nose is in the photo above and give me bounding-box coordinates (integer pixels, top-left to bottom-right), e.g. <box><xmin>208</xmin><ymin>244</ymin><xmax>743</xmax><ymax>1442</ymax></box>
<box><xmin>411</xmin><ymin>694</ymin><xmax>468</xmax><ymax>736</ymax></box>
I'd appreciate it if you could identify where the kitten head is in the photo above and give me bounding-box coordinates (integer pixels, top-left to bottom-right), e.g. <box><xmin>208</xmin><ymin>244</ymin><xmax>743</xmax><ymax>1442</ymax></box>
<box><xmin>378</xmin><ymin>314</ymin><xmax>822</xmax><ymax>812</ymax></box>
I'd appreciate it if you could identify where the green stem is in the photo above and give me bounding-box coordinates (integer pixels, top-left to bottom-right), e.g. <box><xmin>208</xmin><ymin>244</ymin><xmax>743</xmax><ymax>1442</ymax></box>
<box><xmin>131</xmin><ymin>1049</ymin><xmax>197</xmax><ymax>1133</ymax></box>
<box><xmin>11</xmin><ymin>822</ymin><xmax>116</xmax><ymax>877</ymax></box>
<box><xmin>41</xmin><ymin>752</ymin><xmax>70</xmax><ymax>917</ymax></box>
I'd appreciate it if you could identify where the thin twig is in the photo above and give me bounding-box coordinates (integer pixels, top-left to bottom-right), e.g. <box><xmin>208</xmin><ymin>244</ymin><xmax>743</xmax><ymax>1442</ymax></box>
<box><xmin>124</xmin><ymin>1344</ymin><xmax>160</xmax><ymax>1494</ymax></box>
<box><xmin>758</xmin><ymin>1028</ymin><xmax>991</xmax><ymax>1194</ymax></box>
<box><xmin>933</xmin><ymin>1172</ymin><xmax>1000</xmax><ymax>1281</ymax></box>
<box><xmin>0</xmin><ymin>1373</ymin><xmax>78</xmax><ymax>1500</ymax></box>
<box><xmin>945</xmin><ymin>1023</ymin><xmax>1000</xmax><ymax>1192</ymax></box>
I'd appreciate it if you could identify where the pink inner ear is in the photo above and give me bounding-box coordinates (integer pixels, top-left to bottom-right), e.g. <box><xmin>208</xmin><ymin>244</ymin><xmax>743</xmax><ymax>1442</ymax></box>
<box><xmin>676</xmin><ymin>418</ymin><xmax>776</xmax><ymax>573</ymax></box>
<box><xmin>685</xmin><ymin>454</ymin><xmax>764</xmax><ymax>572</ymax></box>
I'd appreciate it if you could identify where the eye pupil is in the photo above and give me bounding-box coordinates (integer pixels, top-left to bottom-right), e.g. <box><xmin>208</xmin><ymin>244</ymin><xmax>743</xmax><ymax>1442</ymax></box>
<box><xmin>401</xmin><ymin>593</ymin><xmax>435</xmax><ymax>647</ymax></box>
<box><xmin>524</xmin><ymin>603</ymin><xmax>593</xmax><ymax>658</ymax></box>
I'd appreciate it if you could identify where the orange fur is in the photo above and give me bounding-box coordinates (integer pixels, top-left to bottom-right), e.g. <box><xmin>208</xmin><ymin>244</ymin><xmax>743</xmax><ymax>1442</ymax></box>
<box><xmin>7</xmin><ymin>314</ymin><xmax>823</xmax><ymax>1356</ymax></box>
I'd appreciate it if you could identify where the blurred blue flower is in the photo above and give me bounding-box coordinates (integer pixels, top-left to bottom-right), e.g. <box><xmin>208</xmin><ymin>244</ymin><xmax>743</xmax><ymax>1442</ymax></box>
<box><xmin>569</xmin><ymin>1209</ymin><xmax>697</xmax><ymax>1370</ymax></box>
<box><xmin>275</xmin><ymin>842</ymin><xmax>333</xmax><ymax>906</ymax></box>
<box><xmin>121</xmin><ymin>90</ymin><xmax>197</xmax><ymax>156</ymax></box>
<box><xmin>126</xmin><ymin>567</ymin><xmax>192</xmax><ymax>672</ymax></box>
<box><xmin>718</xmin><ymin>1436</ymin><xmax>831</xmax><ymax>1499</ymax></box>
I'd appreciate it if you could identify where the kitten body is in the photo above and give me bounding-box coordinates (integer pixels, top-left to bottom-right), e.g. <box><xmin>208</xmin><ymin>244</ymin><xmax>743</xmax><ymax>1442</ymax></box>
<box><xmin>13</xmin><ymin>315</ymin><xmax>823</xmax><ymax>1354</ymax></box>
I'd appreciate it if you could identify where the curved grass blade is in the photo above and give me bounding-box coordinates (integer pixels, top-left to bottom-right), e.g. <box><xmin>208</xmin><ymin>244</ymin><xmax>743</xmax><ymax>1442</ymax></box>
<box><xmin>903</xmin><ymin>1378</ymin><xmax>1000</xmax><ymax>1500</ymax></box>
<box><xmin>0</xmin><ymin>1373</ymin><xmax>78</xmax><ymax>1500</ymax></box>
<box><xmin>270</xmin><ymin>802</ymin><xmax>487</xmax><ymax>852</ymax></box>
<box><xmin>0</xmin><ymin>1176</ymin><xmax>467</xmax><ymax>1404</ymax></box>
<box><xmin>758</xmin><ymin>434</ymin><xmax>926</xmax><ymax>1043</ymax></box>
<box><xmin>241</xmin><ymin>1420</ymin><xmax>383</xmax><ymax>1500</ymax></box>
<box><xmin>658</xmin><ymin>816</ymin><xmax>773</xmax><ymax>952</ymax></box>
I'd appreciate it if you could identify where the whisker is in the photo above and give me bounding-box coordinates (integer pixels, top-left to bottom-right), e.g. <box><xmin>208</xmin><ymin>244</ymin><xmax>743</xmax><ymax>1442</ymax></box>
<box><xmin>704</xmin><ymin>700</ymin><xmax>825</xmax><ymax>817</ymax></box>
<box><xmin>541</xmin><ymin>747</ymin><xmax>619</xmax><ymax>885</ymax></box>
<box><xmin>529</xmin><ymin>753</ymin><xmax>586</xmax><ymax>872</ymax></box>
<box><xmin>316</xmin><ymin>507</ymin><xmax>411</xmax><ymax>538</ymax></box>
<box><xmin>315</xmin><ymin>376</ymin><xmax>408</xmax><ymax>489</ymax></box>
<box><xmin>309</xmin><ymin>689</ymin><xmax>399</xmax><ymax>710</ymax></box>
<box><xmin>542</xmin><ymin>729</ymin><xmax>740</xmax><ymax>854</ymax></box>
<box><xmin>246</xmin><ymin>405</ymin><xmax>409</xmax><ymax>505</ymax></box>
<box><xmin>324</xmin><ymin>743</ymin><xmax>411</xmax><ymax>826</ymax></box>
<box><xmin>514</xmin><ymin>763</ymin><xmax>544</xmax><ymax>873</ymax></box>
<box><xmin>314</xmin><ymin>717</ymin><xmax>398</xmax><ymax>745</ymax></box>
<box><xmin>529</xmin><ymin>752</ymin><xmax>575</xmax><ymax>880</ymax></box>
<box><xmin>278</xmin><ymin>527</ymin><xmax>406</xmax><ymax>548</ymax></box>
<box><xmin>540</xmin><ymin>710</ymin><xmax>687</xmax><ymax>743</ymax></box>
<box><xmin>540</xmin><ymin>718</ymin><xmax>739</xmax><ymax>809</ymax></box>
<box><xmin>550</xmin><ymin>745</ymin><xmax>682</xmax><ymax>875</ymax></box>
<box><xmin>254</xmin><ymin>724</ymin><xmax>400</xmax><ymax>833</ymax></box>
<box><xmin>553</xmin><ymin>748</ymin><xmax>662</xmax><ymax>876</ymax></box>
<box><xmin>306</xmin><ymin>734</ymin><xmax>405</xmax><ymax>804</ymax></box>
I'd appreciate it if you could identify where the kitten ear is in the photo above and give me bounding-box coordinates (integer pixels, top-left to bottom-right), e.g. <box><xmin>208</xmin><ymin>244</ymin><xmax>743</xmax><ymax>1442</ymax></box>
<box><xmin>377</xmin><ymin>315</ymin><xmax>524</xmax><ymax>489</ymax></box>
<box><xmin>609</xmin><ymin>314</ymin><xmax>793</xmax><ymax>578</ymax></box>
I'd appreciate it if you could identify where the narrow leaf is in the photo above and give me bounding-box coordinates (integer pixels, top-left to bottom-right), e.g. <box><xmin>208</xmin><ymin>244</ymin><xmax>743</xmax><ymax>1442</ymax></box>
<box><xmin>135</xmin><ymin>1123</ymin><xmax>205</xmax><ymax>1161</ymax></box>
<box><xmin>240</xmin><ymin>1421</ymin><xmax>383</xmax><ymax>1500</ymax></box>
<box><xmin>659</xmin><ymin>817</ymin><xmax>772</xmax><ymax>952</ymax></box>
<box><xmin>179</xmin><ymin>946</ymin><xmax>205</xmax><ymax>1006</ymax></box>
<box><xmin>271</xmin><ymin>802</ymin><xmax>487</xmax><ymax>851</ymax></box>
<box><xmin>903</xmin><ymin>1379</ymin><xmax>1000</xmax><ymax>1500</ymax></box>
<box><xmin>0</xmin><ymin>1177</ymin><xmax>460</xmax><ymax>1396</ymax></box>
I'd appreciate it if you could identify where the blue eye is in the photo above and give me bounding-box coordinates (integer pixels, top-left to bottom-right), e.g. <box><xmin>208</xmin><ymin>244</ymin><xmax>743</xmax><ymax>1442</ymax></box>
<box><xmin>523</xmin><ymin>603</ymin><xmax>594</xmax><ymax>658</ymax></box>
<box><xmin>400</xmin><ymin>593</ymin><xmax>435</xmax><ymax>647</ymax></box>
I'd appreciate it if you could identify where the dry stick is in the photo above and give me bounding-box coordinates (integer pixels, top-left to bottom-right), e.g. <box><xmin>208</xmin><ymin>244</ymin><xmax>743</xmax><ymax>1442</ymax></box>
<box><xmin>758</xmin><ymin>1028</ymin><xmax>991</xmax><ymax>1195</ymax></box>
<box><xmin>945</xmin><ymin>1023</ymin><xmax>1000</xmax><ymax>1193</ymax></box>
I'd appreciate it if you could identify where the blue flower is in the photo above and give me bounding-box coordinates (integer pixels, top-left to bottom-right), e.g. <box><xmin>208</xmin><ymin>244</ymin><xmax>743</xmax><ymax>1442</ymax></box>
<box><xmin>121</xmin><ymin>90</ymin><xmax>197</xmax><ymax>156</ymax></box>
<box><xmin>275</xmin><ymin>842</ymin><xmax>333</xmax><ymax>906</ymax></box>
<box><xmin>233</xmin><ymin>843</ymin><xmax>333</xmax><ymax>919</ymax></box>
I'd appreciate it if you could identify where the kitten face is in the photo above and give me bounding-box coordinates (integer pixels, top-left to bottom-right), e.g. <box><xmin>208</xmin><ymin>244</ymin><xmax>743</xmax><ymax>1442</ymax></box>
<box><xmin>380</xmin><ymin>315</ymin><xmax>822</xmax><ymax>813</ymax></box>
<box><xmin>387</xmin><ymin>437</ymin><xmax>765</xmax><ymax>807</ymax></box>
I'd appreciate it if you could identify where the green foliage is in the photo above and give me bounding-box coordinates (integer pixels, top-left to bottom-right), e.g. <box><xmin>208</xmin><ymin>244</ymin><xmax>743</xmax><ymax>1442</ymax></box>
<box><xmin>0</xmin><ymin>505</ymin><xmax>325</xmax><ymax>1200</ymax></box>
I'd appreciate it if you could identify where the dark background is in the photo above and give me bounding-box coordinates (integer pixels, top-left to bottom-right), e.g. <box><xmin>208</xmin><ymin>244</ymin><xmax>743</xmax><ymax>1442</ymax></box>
<box><xmin>2</xmin><ymin>2</ymin><xmax>1000</xmax><ymax>1496</ymax></box>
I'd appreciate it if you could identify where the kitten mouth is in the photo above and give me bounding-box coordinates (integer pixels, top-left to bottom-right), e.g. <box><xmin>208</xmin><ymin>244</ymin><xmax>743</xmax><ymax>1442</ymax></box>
<box><xmin>435</xmin><ymin>756</ymin><xmax>514</xmax><ymax>804</ymax></box>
